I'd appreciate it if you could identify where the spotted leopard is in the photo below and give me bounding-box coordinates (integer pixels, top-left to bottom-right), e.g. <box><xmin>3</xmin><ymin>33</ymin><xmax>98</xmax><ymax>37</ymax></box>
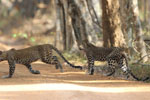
<box><xmin>80</xmin><ymin>40</ymin><xmax>149</xmax><ymax>81</ymax></box>
<box><xmin>0</xmin><ymin>44</ymin><xmax>82</xmax><ymax>78</ymax></box>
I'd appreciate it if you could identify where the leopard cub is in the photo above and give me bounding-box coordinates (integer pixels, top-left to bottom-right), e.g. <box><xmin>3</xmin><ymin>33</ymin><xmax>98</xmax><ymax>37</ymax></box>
<box><xmin>0</xmin><ymin>44</ymin><xmax>82</xmax><ymax>78</ymax></box>
<box><xmin>80</xmin><ymin>40</ymin><xmax>149</xmax><ymax>81</ymax></box>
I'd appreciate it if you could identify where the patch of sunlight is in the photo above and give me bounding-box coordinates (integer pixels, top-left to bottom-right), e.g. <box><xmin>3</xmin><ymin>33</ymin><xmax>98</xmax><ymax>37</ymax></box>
<box><xmin>94</xmin><ymin>61</ymin><xmax>107</xmax><ymax>66</ymax></box>
<box><xmin>32</xmin><ymin>61</ymin><xmax>45</xmax><ymax>64</ymax></box>
<box><xmin>0</xmin><ymin>83</ymin><xmax>150</xmax><ymax>93</ymax></box>
<box><xmin>0</xmin><ymin>61</ymin><xmax>8</xmax><ymax>63</ymax></box>
<box><xmin>52</xmin><ymin>72</ymin><xmax>85</xmax><ymax>75</ymax></box>
<box><xmin>64</xmin><ymin>80</ymin><xmax>130</xmax><ymax>84</ymax></box>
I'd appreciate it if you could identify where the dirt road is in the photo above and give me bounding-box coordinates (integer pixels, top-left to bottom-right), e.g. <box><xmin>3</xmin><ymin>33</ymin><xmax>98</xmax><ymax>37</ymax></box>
<box><xmin>0</xmin><ymin>62</ymin><xmax>150</xmax><ymax>100</ymax></box>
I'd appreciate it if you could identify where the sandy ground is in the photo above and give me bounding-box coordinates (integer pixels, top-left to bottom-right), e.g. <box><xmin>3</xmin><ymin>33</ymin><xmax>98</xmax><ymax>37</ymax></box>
<box><xmin>0</xmin><ymin>62</ymin><xmax>150</xmax><ymax>100</ymax></box>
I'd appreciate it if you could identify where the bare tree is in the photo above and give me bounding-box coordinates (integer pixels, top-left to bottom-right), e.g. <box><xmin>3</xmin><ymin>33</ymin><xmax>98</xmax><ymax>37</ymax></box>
<box><xmin>55</xmin><ymin>0</ymin><xmax>100</xmax><ymax>51</ymax></box>
<box><xmin>55</xmin><ymin>0</ymin><xmax>64</xmax><ymax>50</ymax></box>
<box><xmin>119</xmin><ymin>0</ymin><xmax>148</xmax><ymax>62</ymax></box>
<box><xmin>132</xmin><ymin>0</ymin><xmax>148</xmax><ymax>62</ymax></box>
<box><xmin>68</xmin><ymin>0</ymin><xmax>88</xmax><ymax>48</ymax></box>
<box><xmin>70</xmin><ymin>0</ymin><xmax>99</xmax><ymax>44</ymax></box>
<box><xmin>101</xmin><ymin>0</ymin><xmax>127</xmax><ymax>48</ymax></box>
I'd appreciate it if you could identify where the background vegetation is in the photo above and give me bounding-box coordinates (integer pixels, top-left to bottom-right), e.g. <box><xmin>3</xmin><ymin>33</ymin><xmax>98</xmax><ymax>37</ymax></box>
<box><xmin>0</xmin><ymin>0</ymin><xmax>150</xmax><ymax>76</ymax></box>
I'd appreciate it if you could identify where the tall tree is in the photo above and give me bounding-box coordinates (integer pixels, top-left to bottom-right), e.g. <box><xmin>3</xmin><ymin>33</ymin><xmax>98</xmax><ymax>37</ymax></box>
<box><xmin>101</xmin><ymin>0</ymin><xmax>126</xmax><ymax>48</ymax></box>
<box><xmin>68</xmin><ymin>0</ymin><xmax>88</xmax><ymax>48</ymax></box>
<box><xmin>119</xmin><ymin>0</ymin><xmax>148</xmax><ymax>62</ymax></box>
<box><xmin>55</xmin><ymin>0</ymin><xmax>66</xmax><ymax>50</ymax></box>
<box><xmin>68</xmin><ymin>0</ymin><xmax>99</xmax><ymax>45</ymax></box>
<box><xmin>132</xmin><ymin>0</ymin><xmax>148</xmax><ymax>62</ymax></box>
<box><xmin>55</xmin><ymin>0</ymin><xmax>100</xmax><ymax>51</ymax></box>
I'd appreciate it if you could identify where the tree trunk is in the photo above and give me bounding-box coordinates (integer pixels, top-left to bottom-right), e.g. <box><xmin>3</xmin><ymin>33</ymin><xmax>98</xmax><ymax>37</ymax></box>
<box><xmin>61</xmin><ymin>0</ymin><xmax>73</xmax><ymax>51</ymax></box>
<box><xmin>148</xmin><ymin>0</ymin><xmax>150</xmax><ymax>32</ymax></box>
<box><xmin>119</xmin><ymin>0</ymin><xmax>148</xmax><ymax>62</ymax></box>
<box><xmin>68</xmin><ymin>0</ymin><xmax>99</xmax><ymax>45</ymax></box>
<box><xmin>55</xmin><ymin>0</ymin><xmax>100</xmax><ymax>51</ymax></box>
<box><xmin>86</xmin><ymin>0</ymin><xmax>101</xmax><ymax>29</ymax></box>
<box><xmin>76</xmin><ymin>0</ymin><xmax>98</xmax><ymax>43</ymax></box>
<box><xmin>119</xmin><ymin>0</ymin><xmax>134</xmax><ymax>57</ymax></box>
<box><xmin>68</xmin><ymin>0</ymin><xmax>88</xmax><ymax>48</ymax></box>
<box><xmin>132</xmin><ymin>0</ymin><xmax>148</xmax><ymax>62</ymax></box>
<box><xmin>55</xmin><ymin>0</ymin><xmax>63</xmax><ymax>50</ymax></box>
<box><xmin>101</xmin><ymin>0</ymin><xmax>126</xmax><ymax>48</ymax></box>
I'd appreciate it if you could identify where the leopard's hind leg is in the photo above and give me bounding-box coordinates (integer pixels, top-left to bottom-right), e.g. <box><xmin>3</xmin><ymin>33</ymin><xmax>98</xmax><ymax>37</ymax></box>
<box><xmin>51</xmin><ymin>56</ymin><xmax>63</xmax><ymax>72</ymax></box>
<box><xmin>42</xmin><ymin>56</ymin><xmax>63</xmax><ymax>72</ymax></box>
<box><xmin>25</xmin><ymin>64</ymin><xmax>40</xmax><ymax>74</ymax></box>
<box><xmin>105</xmin><ymin>59</ymin><xmax>117</xmax><ymax>76</ymax></box>
<box><xmin>103</xmin><ymin>67</ymin><xmax>115</xmax><ymax>76</ymax></box>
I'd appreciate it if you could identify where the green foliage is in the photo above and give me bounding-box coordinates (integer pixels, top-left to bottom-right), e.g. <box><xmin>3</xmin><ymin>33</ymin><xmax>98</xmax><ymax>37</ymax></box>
<box><xmin>12</xmin><ymin>32</ymin><xmax>28</xmax><ymax>39</ymax></box>
<box><xmin>12</xmin><ymin>32</ymin><xmax>37</xmax><ymax>44</ymax></box>
<box><xmin>12</xmin><ymin>33</ymin><xmax>17</xmax><ymax>38</ymax></box>
<box><xmin>97</xmin><ymin>32</ymin><xmax>103</xmax><ymax>38</ymax></box>
<box><xmin>50</xmin><ymin>32</ymin><xmax>55</xmax><ymax>35</ymax></box>
<box><xmin>30</xmin><ymin>37</ymin><xmax>36</xmax><ymax>42</ymax></box>
<box><xmin>63</xmin><ymin>52</ymin><xmax>87</xmax><ymax>65</ymax></box>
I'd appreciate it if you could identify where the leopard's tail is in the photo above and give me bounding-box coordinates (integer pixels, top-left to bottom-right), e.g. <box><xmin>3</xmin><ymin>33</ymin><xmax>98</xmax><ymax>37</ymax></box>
<box><xmin>123</xmin><ymin>54</ymin><xmax>149</xmax><ymax>81</ymax></box>
<box><xmin>129</xmin><ymin>71</ymin><xmax>149</xmax><ymax>81</ymax></box>
<box><xmin>51</xmin><ymin>46</ymin><xmax>83</xmax><ymax>70</ymax></box>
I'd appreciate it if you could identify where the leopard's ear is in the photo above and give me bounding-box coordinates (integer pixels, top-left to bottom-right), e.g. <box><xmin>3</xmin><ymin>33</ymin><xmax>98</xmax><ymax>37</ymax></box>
<box><xmin>0</xmin><ymin>51</ymin><xmax>2</xmax><ymax>55</ymax></box>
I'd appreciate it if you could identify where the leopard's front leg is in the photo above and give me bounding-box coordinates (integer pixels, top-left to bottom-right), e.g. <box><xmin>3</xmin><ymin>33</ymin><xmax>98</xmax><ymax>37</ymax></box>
<box><xmin>2</xmin><ymin>60</ymin><xmax>15</xmax><ymax>78</ymax></box>
<box><xmin>87</xmin><ymin>56</ymin><xmax>94</xmax><ymax>75</ymax></box>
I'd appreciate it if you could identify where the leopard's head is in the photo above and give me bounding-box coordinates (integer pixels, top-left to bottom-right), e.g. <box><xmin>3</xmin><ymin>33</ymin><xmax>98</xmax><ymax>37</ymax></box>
<box><xmin>0</xmin><ymin>51</ymin><xmax>8</xmax><ymax>61</ymax></box>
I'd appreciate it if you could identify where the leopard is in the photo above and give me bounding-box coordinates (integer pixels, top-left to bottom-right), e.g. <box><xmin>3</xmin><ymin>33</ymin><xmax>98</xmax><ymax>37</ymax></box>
<box><xmin>0</xmin><ymin>44</ymin><xmax>82</xmax><ymax>78</ymax></box>
<box><xmin>79</xmin><ymin>40</ymin><xmax>149</xmax><ymax>81</ymax></box>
